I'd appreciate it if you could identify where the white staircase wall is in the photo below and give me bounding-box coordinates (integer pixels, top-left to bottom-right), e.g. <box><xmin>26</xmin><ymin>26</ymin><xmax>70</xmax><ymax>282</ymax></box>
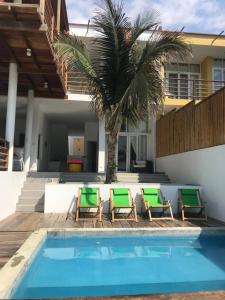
<box><xmin>45</xmin><ymin>182</ymin><xmax>200</xmax><ymax>214</ymax></box>
<box><xmin>0</xmin><ymin>172</ymin><xmax>26</xmax><ymax>221</ymax></box>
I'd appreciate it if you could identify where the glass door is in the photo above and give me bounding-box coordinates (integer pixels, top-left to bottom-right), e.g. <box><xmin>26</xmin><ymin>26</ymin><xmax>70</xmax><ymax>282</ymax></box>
<box><xmin>117</xmin><ymin>135</ymin><xmax>128</xmax><ymax>171</ymax></box>
<box><xmin>129</xmin><ymin>135</ymin><xmax>138</xmax><ymax>171</ymax></box>
<box><xmin>117</xmin><ymin>134</ymin><xmax>148</xmax><ymax>172</ymax></box>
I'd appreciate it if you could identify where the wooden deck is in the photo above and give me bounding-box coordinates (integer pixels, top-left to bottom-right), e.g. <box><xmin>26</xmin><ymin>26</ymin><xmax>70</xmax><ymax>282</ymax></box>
<box><xmin>0</xmin><ymin>212</ymin><xmax>225</xmax><ymax>300</ymax></box>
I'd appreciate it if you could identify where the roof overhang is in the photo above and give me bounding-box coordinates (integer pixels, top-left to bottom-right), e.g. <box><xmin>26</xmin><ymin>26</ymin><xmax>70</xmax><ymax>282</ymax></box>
<box><xmin>0</xmin><ymin>1</ymin><xmax>68</xmax><ymax>98</ymax></box>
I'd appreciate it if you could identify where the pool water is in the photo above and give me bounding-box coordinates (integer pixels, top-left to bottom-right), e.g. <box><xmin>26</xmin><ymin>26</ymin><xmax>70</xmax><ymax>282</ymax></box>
<box><xmin>12</xmin><ymin>233</ymin><xmax>225</xmax><ymax>299</ymax></box>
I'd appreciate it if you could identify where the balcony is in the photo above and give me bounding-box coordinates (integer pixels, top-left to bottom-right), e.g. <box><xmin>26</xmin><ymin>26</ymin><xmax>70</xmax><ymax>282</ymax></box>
<box><xmin>164</xmin><ymin>77</ymin><xmax>225</xmax><ymax>102</ymax></box>
<box><xmin>0</xmin><ymin>0</ymin><xmax>68</xmax><ymax>98</ymax></box>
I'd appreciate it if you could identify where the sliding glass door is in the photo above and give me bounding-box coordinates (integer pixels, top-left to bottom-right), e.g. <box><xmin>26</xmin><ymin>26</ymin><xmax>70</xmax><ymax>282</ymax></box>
<box><xmin>117</xmin><ymin>134</ymin><xmax>147</xmax><ymax>172</ymax></box>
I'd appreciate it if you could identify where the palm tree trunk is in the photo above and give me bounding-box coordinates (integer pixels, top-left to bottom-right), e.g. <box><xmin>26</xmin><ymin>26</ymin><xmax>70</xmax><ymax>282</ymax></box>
<box><xmin>105</xmin><ymin>115</ymin><xmax>123</xmax><ymax>183</ymax></box>
<box><xmin>105</xmin><ymin>130</ymin><xmax>118</xmax><ymax>183</ymax></box>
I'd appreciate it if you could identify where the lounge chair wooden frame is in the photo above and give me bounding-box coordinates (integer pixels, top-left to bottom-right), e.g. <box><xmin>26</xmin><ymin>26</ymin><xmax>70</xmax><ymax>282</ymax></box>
<box><xmin>141</xmin><ymin>188</ymin><xmax>174</xmax><ymax>222</ymax></box>
<box><xmin>76</xmin><ymin>187</ymin><xmax>102</xmax><ymax>222</ymax></box>
<box><xmin>109</xmin><ymin>188</ymin><xmax>138</xmax><ymax>223</ymax></box>
<box><xmin>178</xmin><ymin>189</ymin><xmax>207</xmax><ymax>221</ymax></box>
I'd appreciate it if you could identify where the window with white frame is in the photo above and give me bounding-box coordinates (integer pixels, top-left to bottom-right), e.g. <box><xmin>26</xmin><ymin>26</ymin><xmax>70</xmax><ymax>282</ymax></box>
<box><xmin>213</xmin><ymin>59</ymin><xmax>225</xmax><ymax>91</ymax></box>
<box><xmin>165</xmin><ymin>63</ymin><xmax>200</xmax><ymax>99</ymax></box>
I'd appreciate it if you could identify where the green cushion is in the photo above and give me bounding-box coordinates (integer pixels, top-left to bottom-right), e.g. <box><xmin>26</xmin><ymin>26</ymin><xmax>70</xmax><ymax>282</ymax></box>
<box><xmin>180</xmin><ymin>189</ymin><xmax>199</xmax><ymax>206</ymax></box>
<box><xmin>142</xmin><ymin>188</ymin><xmax>162</xmax><ymax>206</ymax></box>
<box><xmin>80</xmin><ymin>188</ymin><xmax>98</xmax><ymax>207</ymax></box>
<box><xmin>112</xmin><ymin>188</ymin><xmax>130</xmax><ymax>207</ymax></box>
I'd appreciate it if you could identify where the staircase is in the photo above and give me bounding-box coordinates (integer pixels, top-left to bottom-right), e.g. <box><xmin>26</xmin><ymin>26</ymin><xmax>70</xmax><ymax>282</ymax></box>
<box><xmin>16</xmin><ymin>172</ymin><xmax>170</xmax><ymax>213</ymax></box>
<box><xmin>16</xmin><ymin>176</ymin><xmax>54</xmax><ymax>213</ymax></box>
<box><xmin>116</xmin><ymin>172</ymin><xmax>170</xmax><ymax>183</ymax></box>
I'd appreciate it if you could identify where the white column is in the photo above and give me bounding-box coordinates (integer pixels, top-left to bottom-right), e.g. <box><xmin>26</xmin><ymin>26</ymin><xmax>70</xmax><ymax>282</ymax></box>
<box><xmin>24</xmin><ymin>90</ymin><xmax>34</xmax><ymax>172</ymax></box>
<box><xmin>29</xmin><ymin>102</ymin><xmax>40</xmax><ymax>171</ymax></box>
<box><xmin>98</xmin><ymin>117</ymin><xmax>106</xmax><ymax>173</ymax></box>
<box><xmin>5</xmin><ymin>62</ymin><xmax>18</xmax><ymax>171</ymax></box>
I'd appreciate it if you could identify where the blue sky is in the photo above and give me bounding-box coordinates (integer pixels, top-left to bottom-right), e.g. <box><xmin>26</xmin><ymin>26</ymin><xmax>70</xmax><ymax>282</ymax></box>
<box><xmin>65</xmin><ymin>0</ymin><xmax>225</xmax><ymax>34</ymax></box>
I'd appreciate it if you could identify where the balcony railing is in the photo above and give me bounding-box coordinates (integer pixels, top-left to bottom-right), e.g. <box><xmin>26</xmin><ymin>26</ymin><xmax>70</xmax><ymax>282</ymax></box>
<box><xmin>0</xmin><ymin>138</ymin><xmax>9</xmax><ymax>171</ymax></box>
<box><xmin>164</xmin><ymin>77</ymin><xmax>225</xmax><ymax>101</ymax></box>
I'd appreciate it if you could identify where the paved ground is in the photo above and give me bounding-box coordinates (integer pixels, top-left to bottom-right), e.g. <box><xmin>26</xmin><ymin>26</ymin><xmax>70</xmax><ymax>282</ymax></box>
<box><xmin>0</xmin><ymin>212</ymin><xmax>225</xmax><ymax>299</ymax></box>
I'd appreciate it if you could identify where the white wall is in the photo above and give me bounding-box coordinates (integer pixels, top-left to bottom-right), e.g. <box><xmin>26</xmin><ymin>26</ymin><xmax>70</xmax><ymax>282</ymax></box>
<box><xmin>30</xmin><ymin>104</ymin><xmax>50</xmax><ymax>172</ymax></box>
<box><xmin>156</xmin><ymin>145</ymin><xmax>225</xmax><ymax>222</ymax></box>
<box><xmin>45</xmin><ymin>183</ymin><xmax>200</xmax><ymax>214</ymax></box>
<box><xmin>0</xmin><ymin>172</ymin><xmax>26</xmax><ymax>221</ymax></box>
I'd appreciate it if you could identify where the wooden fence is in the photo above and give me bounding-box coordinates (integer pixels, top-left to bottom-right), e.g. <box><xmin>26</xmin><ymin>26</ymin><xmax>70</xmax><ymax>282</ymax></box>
<box><xmin>156</xmin><ymin>87</ymin><xmax>225</xmax><ymax>157</ymax></box>
<box><xmin>0</xmin><ymin>138</ymin><xmax>9</xmax><ymax>171</ymax></box>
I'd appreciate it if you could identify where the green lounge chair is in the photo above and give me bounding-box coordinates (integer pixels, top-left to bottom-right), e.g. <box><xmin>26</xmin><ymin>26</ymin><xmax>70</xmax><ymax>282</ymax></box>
<box><xmin>76</xmin><ymin>187</ymin><xmax>102</xmax><ymax>222</ymax></box>
<box><xmin>141</xmin><ymin>188</ymin><xmax>174</xmax><ymax>222</ymax></box>
<box><xmin>109</xmin><ymin>188</ymin><xmax>138</xmax><ymax>223</ymax></box>
<box><xmin>178</xmin><ymin>189</ymin><xmax>207</xmax><ymax>221</ymax></box>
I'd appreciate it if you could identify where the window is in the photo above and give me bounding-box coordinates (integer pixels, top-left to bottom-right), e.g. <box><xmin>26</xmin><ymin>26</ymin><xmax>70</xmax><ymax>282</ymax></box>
<box><xmin>213</xmin><ymin>59</ymin><xmax>225</xmax><ymax>91</ymax></box>
<box><xmin>165</xmin><ymin>63</ymin><xmax>200</xmax><ymax>99</ymax></box>
<box><xmin>120</xmin><ymin>119</ymin><xmax>148</xmax><ymax>133</ymax></box>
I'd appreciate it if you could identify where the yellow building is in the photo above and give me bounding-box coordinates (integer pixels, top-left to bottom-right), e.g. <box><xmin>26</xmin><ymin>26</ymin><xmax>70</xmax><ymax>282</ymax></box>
<box><xmin>163</xmin><ymin>31</ymin><xmax>225</xmax><ymax>112</ymax></box>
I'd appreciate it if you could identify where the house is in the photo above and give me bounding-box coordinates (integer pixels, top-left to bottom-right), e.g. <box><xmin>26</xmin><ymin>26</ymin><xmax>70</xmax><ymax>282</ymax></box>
<box><xmin>1</xmin><ymin>1</ymin><xmax>225</xmax><ymax>176</ymax></box>
<box><xmin>0</xmin><ymin>1</ymin><xmax>225</xmax><ymax>218</ymax></box>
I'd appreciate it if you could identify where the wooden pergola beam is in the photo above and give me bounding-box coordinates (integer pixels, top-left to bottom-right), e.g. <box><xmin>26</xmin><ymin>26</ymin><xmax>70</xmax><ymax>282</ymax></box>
<box><xmin>0</xmin><ymin>33</ymin><xmax>35</xmax><ymax>90</ymax></box>
<box><xmin>0</xmin><ymin>21</ymin><xmax>47</xmax><ymax>33</ymax></box>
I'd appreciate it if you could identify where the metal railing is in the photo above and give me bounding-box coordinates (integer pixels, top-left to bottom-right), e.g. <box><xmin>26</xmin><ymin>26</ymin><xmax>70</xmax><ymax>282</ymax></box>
<box><xmin>0</xmin><ymin>138</ymin><xmax>9</xmax><ymax>171</ymax></box>
<box><xmin>164</xmin><ymin>77</ymin><xmax>225</xmax><ymax>101</ymax></box>
<box><xmin>66</xmin><ymin>74</ymin><xmax>225</xmax><ymax>99</ymax></box>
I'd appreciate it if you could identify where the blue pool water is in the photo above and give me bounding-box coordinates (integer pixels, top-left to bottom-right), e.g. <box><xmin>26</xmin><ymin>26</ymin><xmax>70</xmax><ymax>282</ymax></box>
<box><xmin>12</xmin><ymin>233</ymin><xmax>225</xmax><ymax>299</ymax></box>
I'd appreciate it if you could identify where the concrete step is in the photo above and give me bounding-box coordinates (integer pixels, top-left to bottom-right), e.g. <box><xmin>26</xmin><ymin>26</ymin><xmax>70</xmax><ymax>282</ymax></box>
<box><xmin>117</xmin><ymin>175</ymin><xmax>169</xmax><ymax>179</ymax></box>
<box><xmin>16</xmin><ymin>203</ymin><xmax>44</xmax><ymax>213</ymax></box>
<box><xmin>23</xmin><ymin>183</ymin><xmax>46</xmax><ymax>190</ymax></box>
<box><xmin>19</xmin><ymin>190</ymin><xmax>45</xmax><ymax>198</ymax></box>
<box><xmin>25</xmin><ymin>178</ymin><xmax>53</xmax><ymax>183</ymax></box>
<box><xmin>27</xmin><ymin>172</ymin><xmax>60</xmax><ymax>178</ymax></box>
<box><xmin>18</xmin><ymin>197</ymin><xmax>44</xmax><ymax>205</ymax></box>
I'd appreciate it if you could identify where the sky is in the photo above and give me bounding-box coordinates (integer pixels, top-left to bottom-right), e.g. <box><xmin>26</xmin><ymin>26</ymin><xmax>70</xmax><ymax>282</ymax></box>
<box><xmin>65</xmin><ymin>0</ymin><xmax>225</xmax><ymax>34</ymax></box>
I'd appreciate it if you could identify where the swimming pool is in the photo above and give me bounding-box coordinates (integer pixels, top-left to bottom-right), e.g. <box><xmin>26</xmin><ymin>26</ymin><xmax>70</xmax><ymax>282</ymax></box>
<box><xmin>10</xmin><ymin>229</ymin><xmax>225</xmax><ymax>299</ymax></box>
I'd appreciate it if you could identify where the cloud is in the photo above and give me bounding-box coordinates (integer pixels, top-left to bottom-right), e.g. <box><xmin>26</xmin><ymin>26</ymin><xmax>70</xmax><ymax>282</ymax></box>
<box><xmin>66</xmin><ymin>0</ymin><xmax>95</xmax><ymax>24</ymax></box>
<box><xmin>65</xmin><ymin>0</ymin><xmax>225</xmax><ymax>33</ymax></box>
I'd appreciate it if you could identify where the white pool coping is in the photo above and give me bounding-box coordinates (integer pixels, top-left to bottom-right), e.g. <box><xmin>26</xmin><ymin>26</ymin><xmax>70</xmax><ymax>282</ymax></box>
<box><xmin>1</xmin><ymin>227</ymin><xmax>225</xmax><ymax>299</ymax></box>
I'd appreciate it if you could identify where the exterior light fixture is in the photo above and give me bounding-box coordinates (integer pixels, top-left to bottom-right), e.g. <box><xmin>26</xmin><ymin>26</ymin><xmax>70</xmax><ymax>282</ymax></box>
<box><xmin>26</xmin><ymin>48</ymin><xmax>32</xmax><ymax>57</ymax></box>
<box><xmin>44</xmin><ymin>82</ymin><xmax>48</xmax><ymax>89</ymax></box>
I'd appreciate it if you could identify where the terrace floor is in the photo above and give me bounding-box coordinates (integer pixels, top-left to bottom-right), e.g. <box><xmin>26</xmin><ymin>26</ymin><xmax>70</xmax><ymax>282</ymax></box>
<box><xmin>1</xmin><ymin>212</ymin><xmax>225</xmax><ymax>300</ymax></box>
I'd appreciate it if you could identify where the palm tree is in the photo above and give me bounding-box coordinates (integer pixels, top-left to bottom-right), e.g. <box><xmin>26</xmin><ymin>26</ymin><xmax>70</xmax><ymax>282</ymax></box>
<box><xmin>55</xmin><ymin>0</ymin><xmax>190</xmax><ymax>183</ymax></box>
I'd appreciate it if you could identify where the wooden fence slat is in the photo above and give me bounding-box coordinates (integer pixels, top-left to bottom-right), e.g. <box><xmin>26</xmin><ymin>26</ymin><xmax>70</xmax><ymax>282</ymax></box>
<box><xmin>156</xmin><ymin>88</ymin><xmax>225</xmax><ymax>157</ymax></box>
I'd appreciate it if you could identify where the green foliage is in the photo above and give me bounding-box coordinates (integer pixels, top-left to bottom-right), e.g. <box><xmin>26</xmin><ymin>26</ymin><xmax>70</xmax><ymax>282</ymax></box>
<box><xmin>55</xmin><ymin>0</ymin><xmax>190</xmax><ymax>132</ymax></box>
<box><xmin>55</xmin><ymin>0</ymin><xmax>190</xmax><ymax>182</ymax></box>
